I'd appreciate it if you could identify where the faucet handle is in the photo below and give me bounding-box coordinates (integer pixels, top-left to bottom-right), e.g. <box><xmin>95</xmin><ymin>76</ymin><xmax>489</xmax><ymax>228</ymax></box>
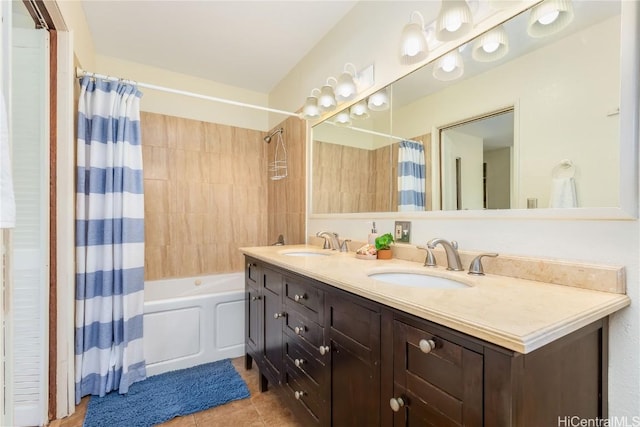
<box><xmin>339</xmin><ymin>239</ymin><xmax>351</xmax><ymax>252</ymax></box>
<box><xmin>468</xmin><ymin>253</ymin><xmax>499</xmax><ymax>276</ymax></box>
<box><xmin>416</xmin><ymin>246</ymin><xmax>437</xmax><ymax>267</ymax></box>
<box><xmin>451</xmin><ymin>240</ymin><xmax>459</xmax><ymax>250</ymax></box>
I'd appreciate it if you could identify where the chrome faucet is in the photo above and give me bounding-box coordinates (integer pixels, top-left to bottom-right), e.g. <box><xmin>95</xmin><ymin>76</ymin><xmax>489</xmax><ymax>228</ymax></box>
<box><xmin>427</xmin><ymin>238</ymin><xmax>463</xmax><ymax>271</ymax></box>
<box><xmin>316</xmin><ymin>231</ymin><xmax>341</xmax><ymax>251</ymax></box>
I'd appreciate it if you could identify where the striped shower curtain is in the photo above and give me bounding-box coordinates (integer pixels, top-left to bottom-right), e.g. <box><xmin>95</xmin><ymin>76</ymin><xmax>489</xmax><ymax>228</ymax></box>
<box><xmin>398</xmin><ymin>140</ymin><xmax>426</xmax><ymax>211</ymax></box>
<box><xmin>75</xmin><ymin>76</ymin><xmax>146</xmax><ymax>403</ymax></box>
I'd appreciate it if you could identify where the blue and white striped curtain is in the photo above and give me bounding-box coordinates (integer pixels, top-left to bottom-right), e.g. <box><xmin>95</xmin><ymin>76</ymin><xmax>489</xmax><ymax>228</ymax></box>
<box><xmin>75</xmin><ymin>76</ymin><xmax>146</xmax><ymax>403</ymax></box>
<box><xmin>398</xmin><ymin>140</ymin><xmax>426</xmax><ymax>211</ymax></box>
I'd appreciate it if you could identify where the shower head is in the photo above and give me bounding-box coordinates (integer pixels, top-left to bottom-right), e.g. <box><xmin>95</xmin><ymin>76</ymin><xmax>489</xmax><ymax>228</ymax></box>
<box><xmin>263</xmin><ymin>127</ymin><xmax>284</xmax><ymax>144</ymax></box>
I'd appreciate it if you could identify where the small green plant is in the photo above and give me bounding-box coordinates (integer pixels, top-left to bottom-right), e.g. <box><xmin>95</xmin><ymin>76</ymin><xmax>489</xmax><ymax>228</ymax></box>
<box><xmin>375</xmin><ymin>233</ymin><xmax>394</xmax><ymax>250</ymax></box>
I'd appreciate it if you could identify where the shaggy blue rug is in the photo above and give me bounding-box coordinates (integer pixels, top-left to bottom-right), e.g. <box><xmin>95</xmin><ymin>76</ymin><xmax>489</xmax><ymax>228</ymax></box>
<box><xmin>83</xmin><ymin>359</ymin><xmax>250</xmax><ymax>427</ymax></box>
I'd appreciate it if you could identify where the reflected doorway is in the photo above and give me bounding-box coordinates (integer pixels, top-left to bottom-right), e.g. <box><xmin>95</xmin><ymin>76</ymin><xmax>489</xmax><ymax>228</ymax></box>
<box><xmin>440</xmin><ymin>109</ymin><xmax>514</xmax><ymax>210</ymax></box>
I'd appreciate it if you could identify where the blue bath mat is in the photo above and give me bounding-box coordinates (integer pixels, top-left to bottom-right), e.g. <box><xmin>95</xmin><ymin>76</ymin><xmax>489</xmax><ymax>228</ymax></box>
<box><xmin>83</xmin><ymin>358</ymin><xmax>250</xmax><ymax>427</ymax></box>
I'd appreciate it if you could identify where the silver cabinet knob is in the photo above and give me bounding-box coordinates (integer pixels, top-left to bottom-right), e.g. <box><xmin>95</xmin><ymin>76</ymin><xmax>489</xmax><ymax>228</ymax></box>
<box><xmin>250</xmin><ymin>295</ymin><xmax>261</xmax><ymax>301</ymax></box>
<box><xmin>274</xmin><ymin>312</ymin><xmax>285</xmax><ymax>319</ymax></box>
<box><xmin>247</xmin><ymin>262</ymin><xmax>256</xmax><ymax>268</ymax></box>
<box><xmin>294</xmin><ymin>358</ymin><xmax>304</xmax><ymax>367</ymax></box>
<box><xmin>389</xmin><ymin>397</ymin><xmax>405</xmax><ymax>412</ymax></box>
<box><xmin>419</xmin><ymin>339</ymin><xmax>436</xmax><ymax>354</ymax></box>
<box><xmin>294</xmin><ymin>293</ymin><xmax>307</xmax><ymax>302</ymax></box>
<box><xmin>294</xmin><ymin>390</ymin><xmax>305</xmax><ymax>400</ymax></box>
<box><xmin>294</xmin><ymin>325</ymin><xmax>306</xmax><ymax>335</ymax></box>
<box><xmin>318</xmin><ymin>345</ymin><xmax>330</xmax><ymax>356</ymax></box>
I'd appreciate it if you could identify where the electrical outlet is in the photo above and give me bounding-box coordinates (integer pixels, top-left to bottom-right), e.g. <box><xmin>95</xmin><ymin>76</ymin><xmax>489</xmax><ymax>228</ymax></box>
<box><xmin>394</xmin><ymin>221</ymin><xmax>411</xmax><ymax>243</ymax></box>
<box><xmin>395</xmin><ymin>224</ymin><xmax>403</xmax><ymax>240</ymax></box>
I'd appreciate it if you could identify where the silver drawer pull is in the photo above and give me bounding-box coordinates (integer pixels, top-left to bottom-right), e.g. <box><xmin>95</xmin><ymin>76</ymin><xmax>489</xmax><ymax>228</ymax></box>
<box><xmin>389</xmin><ymin>397</ymin><xmax>405</xmax><ymax>412</ymax></box>
<box><xmin>318</xmin><ymin>345</ymin><xmax>330</xmax><ymax>356</ymax></box>
<box><xmin>250</xmin><ymin>295</ymin><xmax>261</xmax><ymax>301</ymax></box>
<box><xmin>294</xmin><ymin>293</ymin><xmax>307</xmax><ymax>302</ymax></box>
<box><xmin>274</xmin><ymin>312</ymin><xmax>285</xmax><ymax>319</ymax></box>
<box><xmin>294</xmin><ymin>358</ymin><xmax>305</xmax><ymax>367</ymax></box>
<box><xmin>294</xmin><ymin>325</ymin><xmax>306</xmax><ymax>335</ymax></box>
<box><xmin>419</xmin><ymin>339</ymin><xmax>436</xmax><ymax>354</ymax></box>
<box><xmin>294</xmin><ymin>390</ymin><xmax>305</xmax><ymax>400</ymax></box>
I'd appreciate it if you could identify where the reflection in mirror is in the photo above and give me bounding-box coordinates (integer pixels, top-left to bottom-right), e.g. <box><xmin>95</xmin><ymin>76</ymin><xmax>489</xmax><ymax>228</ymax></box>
<box><xmin>440</xmin><ymin>109</ymin><xmax>514</xmax><ymax>211</ymax></box>
<box><xmin>312</xmin><ymin>0</ymin><xmax>621</xmax><ymax>214</ymax></box>
<box><xmin>312</xmin><ymin>100</ymin><xmax>393</xmax><ymax>214</ymax></box>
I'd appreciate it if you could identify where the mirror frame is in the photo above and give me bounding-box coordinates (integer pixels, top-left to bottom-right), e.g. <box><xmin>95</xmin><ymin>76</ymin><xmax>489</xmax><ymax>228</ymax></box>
<box><xmin>308</xmin><ymin>0</ymin><xmax>639</xmax><ymax>221</ymax></box>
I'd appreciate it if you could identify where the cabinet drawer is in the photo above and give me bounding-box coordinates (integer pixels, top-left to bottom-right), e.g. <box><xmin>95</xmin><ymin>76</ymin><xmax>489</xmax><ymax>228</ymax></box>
<box><xmin>245</xmin><ymin>259</ymin><xmax>260</xmax><ymax>286</ymax></box>
<box><xmin>285</xmin><ymin>333</ymin><xmax>326</xmax><ymax>386</ymax></box>
<box><xmin>286</xmin><ymin>309</ymin><xmax>324</xmax><ymax>348</ymax></box>
<box><xmin>285</xmin><ymin>277</ymin><xmax>324</xmax><ymax>323</ymax></box>
<box><xmin>393</xmin><ymin>320</ymin><xmax>483</xmax><ymax>426</ymax></box>
<box><xmin>285</xmin><ymin>363</ymin><xmax>325</xmax><ymax>425</ymax></box>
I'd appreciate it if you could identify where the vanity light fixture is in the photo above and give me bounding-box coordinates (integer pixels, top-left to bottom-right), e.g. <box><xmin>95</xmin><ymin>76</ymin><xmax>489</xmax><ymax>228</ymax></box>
<box><xmin>318</xmin><ymin>77</ymin><xmax>338</xmax><ymax>112</ymax></box>
<box><xmin>433</xmin><ymin>50</ymin><xmax>464</xmax><ymax>81</ymax></box>
<box><xmin>335</xmin><ymin>63</ymin><xmax>358</xmax><ymax>102</ymax></box>
<box><xmin>435</xmin><ymin>0</ymin><xmax>473</xmax><ymax>42</ymax></box>
<box><xmin>400</xmin><ymin>11</ymin><xmax>429</xmax><ymax>65</ymax></box>
<box><xmin>333</xmin><ymin>110</ymin><xmax>352</xmax><ymax>126</ymax></box>
<box><xmin>367</xmin><ymin>88</ymin><xmax>390</xmax><ymax>112</ymax></box>
<box><xmin>527</xmin><ymin>0</ymin><xmax>574</xmax><ymax>38</ymax></box>
<box><xmin>350</xmin><ymin>100</ymin><xmax>370</xmax><ymax>120</ymax></box>
<box><xmin>302</xmin><ymin>88</ymin><xmax>321</xmax><ymax>120</ymax></box>
<box><xmin>472</xmin><ymin>25</ymin><xmax>509</xmax><ymax>62</ymax></box>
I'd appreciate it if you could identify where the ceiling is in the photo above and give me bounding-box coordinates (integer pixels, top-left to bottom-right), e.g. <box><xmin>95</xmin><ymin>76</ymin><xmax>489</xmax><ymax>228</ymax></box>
<box><xmin>80</xmin><ymin>1</ymin><xmax>358</xmax><ymax>93</ymax></box>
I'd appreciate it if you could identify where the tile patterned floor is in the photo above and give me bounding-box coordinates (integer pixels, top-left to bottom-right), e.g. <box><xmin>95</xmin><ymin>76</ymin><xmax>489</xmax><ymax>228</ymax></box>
<box><xmin>50</xmin><ymin>357</ymin><xmax>304</xmax><ymax>427</ymax></box>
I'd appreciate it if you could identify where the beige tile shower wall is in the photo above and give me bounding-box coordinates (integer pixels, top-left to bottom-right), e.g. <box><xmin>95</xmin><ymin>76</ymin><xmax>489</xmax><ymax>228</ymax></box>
<box><xmin>142</xmin><ymin>112</ymin><xmax>269</xmax><ymax>280</ymax></box>
<box><xmin>267</xmin><ymin>116</ymin><xmax>306</xmax><ymax>246</ymax></box>
<box><xmin>312</xmin><ymin>141</ymin><xmax>376</xmax><ymax>213</ymax></box>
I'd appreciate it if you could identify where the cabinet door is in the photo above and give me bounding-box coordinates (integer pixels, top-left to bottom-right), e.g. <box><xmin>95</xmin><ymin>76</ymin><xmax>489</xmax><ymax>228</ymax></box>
<box><xmin>262</xmin><ymin>268</ymin><xmax>284</xmax><ymax>384</ymax></box>
<box><xmin>245</xmin><ymin>284</ymin><xmax>261</xmax><ymax>358</ymax></box>
<box><xmin>392</xmin><ymin>320</ymin><xmax>483</xmax><ymax>427</ymax></box>
<box><xmin>328</xmin><ymin>292</ymin><xmax>381</xmax><ymax>426</ymax></box>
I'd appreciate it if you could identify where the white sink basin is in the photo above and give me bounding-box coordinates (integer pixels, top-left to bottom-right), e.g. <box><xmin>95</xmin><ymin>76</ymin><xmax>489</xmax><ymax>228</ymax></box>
<box><xmin>280</xmin><ymin>250</ymin><xmax>332</xmax><ymax>257</ymax></box>
<box><xmin>368</xmin><ymin>272</ymin><xmax>470</xmax><ymax>289</ymax></box>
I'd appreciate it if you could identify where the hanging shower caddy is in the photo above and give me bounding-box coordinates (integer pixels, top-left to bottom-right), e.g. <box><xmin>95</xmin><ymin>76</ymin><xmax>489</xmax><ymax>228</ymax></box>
<box><xmin>267</xmin><ymin>128</ymin><xmax>287</xmax><ymax>180</ymax></box>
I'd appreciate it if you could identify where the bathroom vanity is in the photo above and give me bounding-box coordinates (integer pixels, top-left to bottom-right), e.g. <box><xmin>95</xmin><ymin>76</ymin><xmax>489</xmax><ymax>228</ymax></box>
<box><xmin>241</xmin><ymin>245</ymin><xmax>629</xmax><ymax>427</ymax></box>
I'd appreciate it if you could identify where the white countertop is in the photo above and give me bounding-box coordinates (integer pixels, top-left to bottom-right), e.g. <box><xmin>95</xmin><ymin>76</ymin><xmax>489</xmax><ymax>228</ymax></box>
<box><xmin>240</xmin><ymin>244</ymin><xmax>631</xmax><ymax>354</ymax></box>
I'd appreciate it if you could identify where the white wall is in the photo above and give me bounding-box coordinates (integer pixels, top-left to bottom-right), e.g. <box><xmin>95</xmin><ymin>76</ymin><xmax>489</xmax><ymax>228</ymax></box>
<box><xmin>94</xmin><ymin>55</ymin><xmax>275</xmax><ymax>131</ymax></box>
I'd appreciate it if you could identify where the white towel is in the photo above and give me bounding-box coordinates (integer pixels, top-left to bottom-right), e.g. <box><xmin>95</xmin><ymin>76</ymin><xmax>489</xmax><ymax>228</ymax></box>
<box><xmin>0</xmin><ymin>90</ymin><xmax>16</xmax><ymax>228</ymax></box>
<box><xmin>549</xmin><ymin>177</ymin><xmax>577</xmax><ymax>208</ymax></box>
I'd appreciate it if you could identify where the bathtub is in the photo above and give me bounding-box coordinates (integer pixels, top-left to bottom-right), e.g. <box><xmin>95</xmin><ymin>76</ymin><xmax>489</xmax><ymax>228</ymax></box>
<box><xmin>143</xmin><ymin>272</ymin><xmax>245</xmax><ymax>376</ymax></box>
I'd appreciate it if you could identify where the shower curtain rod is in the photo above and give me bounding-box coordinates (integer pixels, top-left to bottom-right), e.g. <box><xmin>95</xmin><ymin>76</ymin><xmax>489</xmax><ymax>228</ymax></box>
<box><xmin>326</xmin><ymin>120</ymin><xmax>420</xmax><ymax>144</ymax></box>
<box><xmin>75</xmin><ymin>67</ymin><xmax>301</xmax><ymax>118</ymax></box>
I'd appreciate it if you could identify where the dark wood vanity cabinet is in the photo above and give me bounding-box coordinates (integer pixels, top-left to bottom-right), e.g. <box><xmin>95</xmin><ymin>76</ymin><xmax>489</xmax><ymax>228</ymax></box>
<box><xmin>244</xmin><ymin>257</ymin><xmax>608</xmax><ymax>426</ymax></box>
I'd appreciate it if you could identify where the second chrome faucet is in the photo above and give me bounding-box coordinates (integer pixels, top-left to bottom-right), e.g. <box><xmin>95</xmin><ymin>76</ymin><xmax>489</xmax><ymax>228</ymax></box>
<box><xmin>426</xmin><ymin>238</ymin><xmax>463</xmax><ymax>271</ymax></box>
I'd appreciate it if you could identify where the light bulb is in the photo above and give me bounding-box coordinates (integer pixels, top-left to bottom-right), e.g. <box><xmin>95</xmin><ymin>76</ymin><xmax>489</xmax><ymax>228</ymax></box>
<box><xmin>538</xmin><ymin>9</ymin><xmax>559</xmax><ymax>25</ymax></box>
<box><xmin>482</xmin><ymin>41</ymin><xmax>500</xmax><ymax>53</ymax></box>
<box><xmin>442</xmin><ymin>55</ymin><xmax>456</xmax><ymax>72</ymax></box>
<box><xmin>334</xmin><ymin>111</ymin><xmax>351</xmax><ymax>126</ymax></box>
<box><xmin>405</xmin><ymin>38</ymin><xmax>421</xmax><ymax>57</ymax></box>
<box><xmin>445</xmin><ymin>14</ymin><xmax>463</xmax><ymax>32</ymax></box>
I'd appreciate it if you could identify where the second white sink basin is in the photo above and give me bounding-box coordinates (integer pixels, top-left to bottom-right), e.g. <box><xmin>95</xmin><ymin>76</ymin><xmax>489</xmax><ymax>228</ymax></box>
<box><xmin>368</xmin><ymin>272</ymin><xmax>470</xmax><ymax>289</ymax></box>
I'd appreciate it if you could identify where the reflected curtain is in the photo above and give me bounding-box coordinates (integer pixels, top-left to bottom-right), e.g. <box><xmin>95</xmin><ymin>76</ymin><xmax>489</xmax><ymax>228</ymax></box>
<box><xmin>398</xmin><ymin>140</ymin><xmax>425</xmax><ymax>211</ymax></box>
<box><xmin>75</xmin><ymin>76</ymin><xmax>146</xmax><ymax>403</ymax></box>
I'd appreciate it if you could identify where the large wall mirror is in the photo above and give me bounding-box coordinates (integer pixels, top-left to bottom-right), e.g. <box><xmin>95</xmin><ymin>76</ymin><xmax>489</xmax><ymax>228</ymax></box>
<box><xmin>311</xmin><ymin>0</ymin><xmax>627</xmax><ymax>216</ymax></box>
